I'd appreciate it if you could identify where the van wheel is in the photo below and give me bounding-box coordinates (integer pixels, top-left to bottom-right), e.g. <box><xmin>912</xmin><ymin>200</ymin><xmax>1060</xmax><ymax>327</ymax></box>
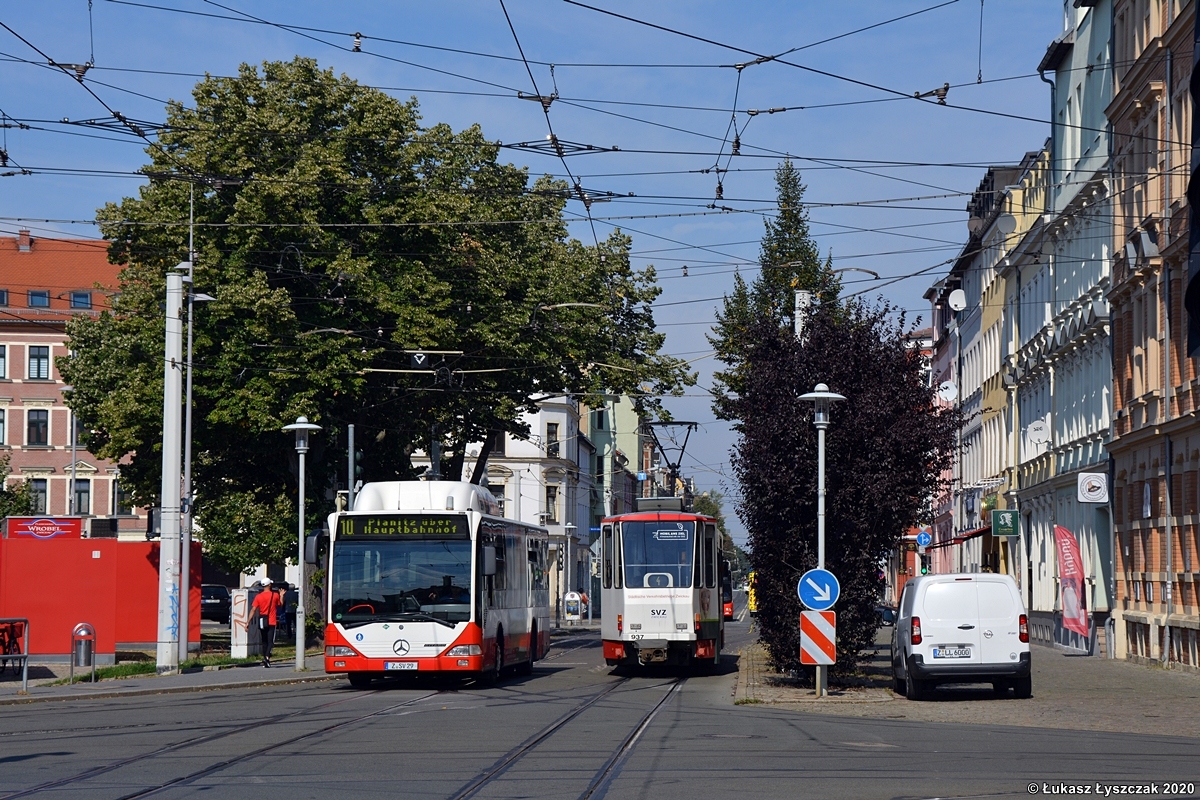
<box><xmin>904</xmin><ymin>671</ymin><xmax>925</xmax><ymax>701</ymax></box>
<box><xmin>892</xmin><ymin>676</ymin><xmax>905</xmax><ymax>695</ymax></box>
<box><xmin>1013</xmin><ymin>676</ymin><xmax>1032</xmax><ymax>699</ymax></box>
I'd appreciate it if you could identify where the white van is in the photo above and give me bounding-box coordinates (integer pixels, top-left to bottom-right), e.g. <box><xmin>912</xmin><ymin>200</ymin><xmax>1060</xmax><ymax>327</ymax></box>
<box><xmin>891</xmin><ymin>573</ymin><xmax>1031</xmax><ymax>700</ymax></box>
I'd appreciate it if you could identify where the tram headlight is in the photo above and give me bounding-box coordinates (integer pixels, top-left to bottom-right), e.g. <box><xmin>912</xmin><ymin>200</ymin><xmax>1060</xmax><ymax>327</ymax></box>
<box><xmin>446</xmin><ymin>644</ymin><xmax>482</xmax><ymax>656</ymax></box>
<box><xmin>325</xmin><ymin>646</ymin><xmax>358</xmax><ymax>657</ymax></box>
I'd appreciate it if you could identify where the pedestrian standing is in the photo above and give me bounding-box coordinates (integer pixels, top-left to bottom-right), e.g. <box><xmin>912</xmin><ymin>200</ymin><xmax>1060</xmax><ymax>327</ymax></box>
<box><xmin>250</xmin><ymin>578</ymin><xmax>282</xmax><ymax>667</ymax></box>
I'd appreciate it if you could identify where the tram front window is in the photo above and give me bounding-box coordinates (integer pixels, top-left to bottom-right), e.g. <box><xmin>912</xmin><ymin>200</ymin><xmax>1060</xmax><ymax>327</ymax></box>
<box><xmin>331</xmin><ymin>539</ymin><xmax>472</xmax><ymax>625</ymax></box>
<box><xmin>622</xmin><ymin>521</ymin><xmax>694</xmax><ymax>588</ymax></box>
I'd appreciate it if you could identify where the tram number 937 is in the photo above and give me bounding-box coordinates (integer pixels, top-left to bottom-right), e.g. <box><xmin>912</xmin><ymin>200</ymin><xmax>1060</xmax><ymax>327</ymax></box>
<box><xmin>650</xmin><ymin>609</ymin><xmax>667</xmax><ymax>617</ymax></box>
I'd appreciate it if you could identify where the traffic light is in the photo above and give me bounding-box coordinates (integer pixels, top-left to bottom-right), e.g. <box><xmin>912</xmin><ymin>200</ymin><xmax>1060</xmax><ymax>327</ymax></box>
<box><xmin>354</xmin><ymin>449</ymin><xmax>365</xmax><ymax>479</ymax></box>
<box><xmin>920</xmin><ymin>554</ymin><xmax>931</xmax><ymax>575</ymax></box>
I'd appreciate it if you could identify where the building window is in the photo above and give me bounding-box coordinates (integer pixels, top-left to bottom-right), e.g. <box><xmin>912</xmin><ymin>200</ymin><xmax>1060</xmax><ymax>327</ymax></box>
<box><xmin>546</xmin><ymin>423</ymin><xmax>560</xmax><ymax>458</ymax></box>
<box><xmin>0</xmin><ymin>409</ymin><xmax>4</xmax><ymax>445</ymax></box>
<box><xmin>545</xmin><ymin>484</ymin><xmax>558</xmax><ymax>524</ymax></box>
<box><xmin>487</xmin><ymin>430</ymin><xmax>505</xmax><ymax>457</ymax></box>
<box><xmin>594</xmin><ymin>408</ymin><xmax>605</xmax><ymax>430</ymax></box>
<box><xmin>114</xmin><ymin>480</ymin><xmax>134</xmax><ymax>516</ymax></box>
<box><xmin>70</xmin><ymin>292</ymin><xmax>92</xmax><ymax>309</ymax></box>
<box><xmin>27</xmin><ymin>290</ymin><xmax>50</xmax><ymax>308</ymax></box>
<box><xmin>30</xmin><ymin>478</ymin><xmax>47</xmax><ymax>513</ymax></box>
<box><xmin>0</xmin><ymin>289</ymin><xmax>7</xmax><ymax>306</ymax></box>
<box><xmin>489</xmin><ymin>485</ymin><xmax>505</xmax><ymax>517</ymax></box>
<box><xmin>28</xmin><ymin>346</ymin><xmax>50</xmax><ymax>379</ymax></box>
<box><xmin>26</xmin><ymin>409</ymin><xmax>48</xmax><ymax>446</ymax></box>
<box><xmin>0</xmin><ymin>344</ymin><xmax>6</xmax><ymax>378</ymax></box>
<box><xmin>73</xmin><ymin>479</ymin><xmax>91</xmax><ymax>515</ymax></box>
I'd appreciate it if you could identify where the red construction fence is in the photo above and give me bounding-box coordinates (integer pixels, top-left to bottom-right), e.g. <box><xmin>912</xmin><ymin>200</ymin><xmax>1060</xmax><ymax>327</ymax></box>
<box><xmin>0</xmin><ymin>518</ymin><xmax>200</xmax><ymax>662</ymax></box>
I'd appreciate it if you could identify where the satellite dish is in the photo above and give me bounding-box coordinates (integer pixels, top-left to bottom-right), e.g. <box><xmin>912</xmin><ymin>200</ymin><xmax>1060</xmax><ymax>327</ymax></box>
<box><xmin>1027</xmin><ymin>419</ymin><xmax>1050</xmax><ymax>445</ymax></box>
<box><xmin>967</xmin><ymin>216</ymin><xmax>983</xmax><ymax>234</ymax></box>
<box><xmin>937</xmin><ymin>381</ymin><xmax>958</xmax><ymax>403</ymax></box>
<box><xmin>948</xmin><ymin>289</ymin><xmax>967</xmax><ymax>312</ymax></box>
<box><xmin>996</xmin><ymin>213</ymin><xmax>1018</xmax><ymax>236</ymax></box>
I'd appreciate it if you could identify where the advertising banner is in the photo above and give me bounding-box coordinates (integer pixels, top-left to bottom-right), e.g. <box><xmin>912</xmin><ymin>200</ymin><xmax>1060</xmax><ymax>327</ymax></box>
<box><xmin>991</xmin><ymin>509</ymin><xmax>1017</xmax><ymax>537</ymax></box>
<box><xmin>1054</xmin><ymin>525</ymin><xmax>1089</xmax><ymax>637</ymax></box>
<box><xmin>5</xmin><ymin>517</ymin><xmax>84</xmax><ymax>539</ymax></box>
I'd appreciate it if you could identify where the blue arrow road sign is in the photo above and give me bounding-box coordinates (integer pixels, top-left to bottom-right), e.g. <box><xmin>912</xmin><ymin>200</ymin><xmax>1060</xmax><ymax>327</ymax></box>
<box><xmin>797</xmin><ymin>568</ymin><xmax>840</xmax><ymax>611</ymax></box>
<box><xmin>916</xmin><ymin>530</ymin><xmax>932</xmax><ymax>547</ymax></box>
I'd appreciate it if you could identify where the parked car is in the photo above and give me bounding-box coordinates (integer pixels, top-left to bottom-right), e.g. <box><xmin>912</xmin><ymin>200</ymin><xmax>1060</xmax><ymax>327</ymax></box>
<box><xmin>201</xmin><ymin>584</ymin><xmax>232</xmax><ymax>624</ymax></box>
<box><xmin>875</xmin><ymin>605</ymin><xmax>896</xmax><ymax>627</ymax></box>
<box><xmin>890</xmin><ymin>573</ymin><xmax>1031</xmax><ymax>700</ymax></box>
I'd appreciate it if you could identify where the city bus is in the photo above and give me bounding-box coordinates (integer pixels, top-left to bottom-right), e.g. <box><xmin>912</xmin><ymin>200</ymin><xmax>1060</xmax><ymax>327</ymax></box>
<box><xmin>321</xmin><ymin>480</ymin><xmax>550</xmax><ymax>687</ymax></box>
<box><xmin>600</xmin><ymin>498</ymin><xmax>726</xmax><ymax>670</ymax></box>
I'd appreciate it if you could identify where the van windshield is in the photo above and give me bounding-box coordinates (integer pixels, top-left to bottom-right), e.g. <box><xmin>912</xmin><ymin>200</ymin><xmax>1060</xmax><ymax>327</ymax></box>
<box><xmin>621</xmin><ymin>521</ymin><xmax>694</xmax><ymax>588</ymax></box>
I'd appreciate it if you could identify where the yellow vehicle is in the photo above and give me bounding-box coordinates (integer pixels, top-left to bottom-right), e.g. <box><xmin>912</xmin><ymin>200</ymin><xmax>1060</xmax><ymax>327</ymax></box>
<box><xmin>747</xmin><ymin>571</ymin><xmax>758</xmax><ymax>617</ymax></box>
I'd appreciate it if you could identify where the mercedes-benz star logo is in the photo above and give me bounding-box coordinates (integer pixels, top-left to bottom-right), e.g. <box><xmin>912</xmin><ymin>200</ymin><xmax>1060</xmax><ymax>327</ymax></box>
<box><xmin>392</xmin><ymin>639</ymin><xmax>410</xmax><ymax>656</ymax></box>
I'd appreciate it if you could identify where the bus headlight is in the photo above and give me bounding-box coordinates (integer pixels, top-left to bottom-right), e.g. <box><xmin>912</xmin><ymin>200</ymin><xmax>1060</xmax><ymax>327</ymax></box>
<box><xmin>446</xmin><ymin>644</ymin><xmax>482</xmax><ymax>656</ymax></box>
<box><xmin>326</xmin><ymin>646</ymin><xmax>358</xmax><ymax>657</ymax></box>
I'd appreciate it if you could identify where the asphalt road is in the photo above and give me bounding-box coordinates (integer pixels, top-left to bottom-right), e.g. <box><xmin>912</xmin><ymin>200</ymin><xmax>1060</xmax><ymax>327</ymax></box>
<box><xmin>0</xmin><ymin>604</ymin><xmax>1196</xmax><ymax>800</ymax></box>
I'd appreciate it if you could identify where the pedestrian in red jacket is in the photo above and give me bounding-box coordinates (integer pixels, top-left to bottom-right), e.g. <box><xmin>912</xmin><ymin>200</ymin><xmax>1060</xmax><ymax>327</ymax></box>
<box><xmin>251</xmin><ymin>578</ymin><xmax>282</xmax><ymax>667</ymax></box>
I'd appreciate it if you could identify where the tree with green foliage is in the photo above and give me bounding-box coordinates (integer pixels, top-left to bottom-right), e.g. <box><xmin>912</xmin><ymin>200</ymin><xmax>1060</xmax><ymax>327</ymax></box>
<box><xmin>61</xmin><ymin>57</ymin><xmax>693</xmax><ymax>574</ymax></box>
<box><xmin>730</xmin><ymin>303</ymin><xmax>958</xmax><ymax>678</ymax></box>
<box><xmin>0</xmin><ymin>455</ymin><xmax>33</xmax><ymax>519</ymax></box>
<box><xmin>709</xmin><ymin>160</ymin><xmax>840</xmax><ymax>420</ymax></box>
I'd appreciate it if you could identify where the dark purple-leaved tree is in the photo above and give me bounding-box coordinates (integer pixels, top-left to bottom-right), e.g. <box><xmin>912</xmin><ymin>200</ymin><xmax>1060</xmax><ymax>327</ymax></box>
<box><xmin>730</xmin><ymin>304</ymin><xmax>959</xmax><ymax>678</ymax></box>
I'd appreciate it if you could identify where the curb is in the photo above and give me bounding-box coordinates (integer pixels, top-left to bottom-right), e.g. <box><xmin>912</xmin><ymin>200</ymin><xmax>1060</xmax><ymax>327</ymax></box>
<box><xmin>0</xmin><ymin>672</ymin><xmax>339</xmax><ymax>706</ymax></box>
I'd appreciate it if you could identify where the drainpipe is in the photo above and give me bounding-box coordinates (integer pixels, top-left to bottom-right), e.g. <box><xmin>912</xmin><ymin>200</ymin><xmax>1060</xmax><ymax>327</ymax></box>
<box><xmin>1161</xmin><ymin>48</ymin><xmax>1174</xmax><ymax>668</ymax></box>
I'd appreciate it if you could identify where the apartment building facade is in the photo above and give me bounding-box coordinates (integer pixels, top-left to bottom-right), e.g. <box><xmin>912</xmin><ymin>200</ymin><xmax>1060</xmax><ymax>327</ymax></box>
<box><xmin>0</xmin><ymin>230</ymin><xmax>144</xmax><ymax>535</ymax></box>
<box><xmin>1107</xmin><ymin>0</ymin><xmax>1199</xmax><ymax>668</ymax></box>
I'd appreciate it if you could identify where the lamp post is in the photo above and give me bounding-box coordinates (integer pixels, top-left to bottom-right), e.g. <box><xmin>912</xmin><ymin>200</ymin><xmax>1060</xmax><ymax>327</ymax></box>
<box><xmin>177</xmin><ymin>286</ymin><xmax>215</xmax><ymax>665</ymax></box>
<box><xmin>283</xmin><ymin>416</ymin><xmax>321</xmax><ymax>671</ymax></box>
<box><xmin>798</xmin><ymin>382</ymin><xmax>845</xmax><ymax>697</ymax></box>
<box><xmin>156</xmin><ymin>265</ymin><xmax>187</xmax><ymax>671</ymax></box>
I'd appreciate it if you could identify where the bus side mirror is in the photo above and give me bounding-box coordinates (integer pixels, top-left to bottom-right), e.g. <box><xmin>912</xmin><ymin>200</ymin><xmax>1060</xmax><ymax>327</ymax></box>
<box><xmin>305</xmin><ymin>533</ymin><xmax>323</xmax><ymax>565</ymax></box>
<box><xmin>483</xmin><ymin>546</ymin><xmax>497</xmax><ymax>576</ymax></box>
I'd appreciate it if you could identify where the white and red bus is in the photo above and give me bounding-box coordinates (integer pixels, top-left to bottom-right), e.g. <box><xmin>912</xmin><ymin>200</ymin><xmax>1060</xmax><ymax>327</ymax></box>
<box><xmin>322</xmin><ymin>481</ymin><xmax>550</xmax><ymax>687</ymax></box>
<box><xmin>600</xmin><ymin>498</ymin><xmax>725</xmax><ymax>670</ymax></box>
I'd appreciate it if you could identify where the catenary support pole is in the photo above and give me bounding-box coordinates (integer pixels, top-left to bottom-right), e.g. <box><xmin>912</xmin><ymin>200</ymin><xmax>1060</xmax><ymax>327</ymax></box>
<box><xmin>156</xmin><ymin>266</ymin><xmax>186</xmax><ymax>672</ymax></box>
<box><xmin>347</xmin><ymin>423</ymin><xmax>356</xmax><ymax>510</ymax></box>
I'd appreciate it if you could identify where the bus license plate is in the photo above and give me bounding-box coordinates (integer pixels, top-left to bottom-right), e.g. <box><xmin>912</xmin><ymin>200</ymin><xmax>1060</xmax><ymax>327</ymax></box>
<box><xmin>932</xmin><ymin>647</ymin><xmax>971</xmax><ymax>659</ymax></box>
<box><xmin>384</xmin><ymin>661</ymin><xmax>418</xmax><ymax>671</ymax></box>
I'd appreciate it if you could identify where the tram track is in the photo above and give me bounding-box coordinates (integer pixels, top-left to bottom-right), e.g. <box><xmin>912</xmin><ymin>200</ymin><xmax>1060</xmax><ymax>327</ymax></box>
<box><xmin>448</xmin><ymin>676</ymin><xmax>685</xmax><ymax>800</ymax></box>
<box><xmin>0</xmin><ymin>687</ymin><xmax>443</xmax><ymax>800</ymax></box>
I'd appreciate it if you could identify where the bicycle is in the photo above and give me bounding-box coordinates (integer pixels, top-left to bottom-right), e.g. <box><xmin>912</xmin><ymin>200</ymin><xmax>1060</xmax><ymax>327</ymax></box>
<box><xmin>0</xmin><ymin>622</ymin><xmax>23</xmax><ymax>675</ymax></box>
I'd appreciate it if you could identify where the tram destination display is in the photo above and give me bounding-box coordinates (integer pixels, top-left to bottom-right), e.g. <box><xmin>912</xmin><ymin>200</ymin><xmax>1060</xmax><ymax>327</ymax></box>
<box><xmin>338</xmin><ymin>514</ymin><xmax>468</xmax><ymax>539</ymax></box>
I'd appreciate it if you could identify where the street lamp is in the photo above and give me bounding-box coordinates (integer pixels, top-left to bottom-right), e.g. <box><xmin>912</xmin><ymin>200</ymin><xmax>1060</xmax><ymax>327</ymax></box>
<box><xmin>283</xmin><ymin>416</ymin><xmax>321</xmax><ymax>671</ymax></box>
<box><xmin>798</xmin><ymin>382</ymin><xmax>845</xmax><ymax>698</ymax></box>
<box><xmin>178</xmin><ymin>286</ymin><xmax>215</xmax><ymax>665</ymax></box>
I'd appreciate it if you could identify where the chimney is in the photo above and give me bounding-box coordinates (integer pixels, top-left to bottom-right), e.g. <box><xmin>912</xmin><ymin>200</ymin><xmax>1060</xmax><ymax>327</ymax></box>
<box><xmin>17</xmin><ymin>229</ymin><xmax>31</xmax><ymax>252</ymax></box>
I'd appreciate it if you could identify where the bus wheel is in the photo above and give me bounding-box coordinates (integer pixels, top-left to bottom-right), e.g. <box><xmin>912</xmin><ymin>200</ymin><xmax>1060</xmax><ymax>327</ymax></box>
<box><xmin>485</xmin><ymin>629</ymin><xmax>504</xmax><ymax>685</ymax></box>
<box><xmin>348</xmin><ymin>673</ymin><xmax>373</xmax><ymax>689</ymax></box>
<box><xmin>516</xmin><ymin>625</ymin><xmax>536</xmax><ymax>676</ymax></box>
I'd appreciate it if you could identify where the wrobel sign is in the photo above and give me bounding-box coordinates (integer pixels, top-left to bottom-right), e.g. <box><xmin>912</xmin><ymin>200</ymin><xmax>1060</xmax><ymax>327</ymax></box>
<box><xmin>6</xmin><ymin>517</ymin><xmax>84</xmax><ymax>540</ymax></box>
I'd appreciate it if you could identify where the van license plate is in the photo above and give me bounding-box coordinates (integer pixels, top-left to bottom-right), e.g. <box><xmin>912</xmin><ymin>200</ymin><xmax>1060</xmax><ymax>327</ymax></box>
<box><xmin>932</xmin><ymin>647</ymin><xmax>971</xmax><ymax>659</ymax></box>
<box><xmin>384</xmin><ymin>661</ymin><xmax>418</xmax><ymax>671</ymax></box>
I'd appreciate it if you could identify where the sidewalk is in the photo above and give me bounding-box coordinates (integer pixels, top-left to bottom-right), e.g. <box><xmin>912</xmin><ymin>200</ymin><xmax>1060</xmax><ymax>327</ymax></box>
<box><xmin>734</xmin><ymin>638</ymin><xmax>1200</xmax><ymax>738</ymax></box>
<box><xmin>0</xmin><ymin>654</ymin><xmax>336</xmax><ymax>705</ymax></box>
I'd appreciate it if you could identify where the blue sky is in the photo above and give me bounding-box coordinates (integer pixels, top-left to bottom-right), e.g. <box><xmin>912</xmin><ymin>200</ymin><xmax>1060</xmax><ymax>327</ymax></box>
<box><xmin>1</xmin><ymin>1</ymin><xmax>1063</xmax><ymax>544</ymax></box>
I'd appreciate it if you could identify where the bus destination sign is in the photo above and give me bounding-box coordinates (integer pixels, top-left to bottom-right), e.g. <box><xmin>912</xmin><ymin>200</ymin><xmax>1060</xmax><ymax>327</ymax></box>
<box><xmin>339</xmin><ymin>514</ymin><xmax>468</xmax><ymax>539</ymax></box>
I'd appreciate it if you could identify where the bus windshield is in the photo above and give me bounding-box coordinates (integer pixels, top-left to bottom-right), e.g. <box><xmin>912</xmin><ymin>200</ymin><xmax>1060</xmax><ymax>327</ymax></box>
<box><xmin>331</xmin><ymin>539</ymin><xmax>472</xmax><ymax>625</ymax></box>
<box><xmin>621</xmin><ymin>520</ymin><xmax>694</xmax><ymax>589</ymax></box>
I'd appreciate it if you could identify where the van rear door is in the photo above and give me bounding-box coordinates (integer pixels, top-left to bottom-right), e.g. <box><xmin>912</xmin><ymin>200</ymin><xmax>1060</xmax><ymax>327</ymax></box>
<box><xmin>976</xmin><ymin>577</ymin><xmax>1021</xmax><ymax>664</ymax></box>
<box><xmin>919</xmin><ymin>578</ymin><xmax>982</xmax><ymax>665</ymax></box>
